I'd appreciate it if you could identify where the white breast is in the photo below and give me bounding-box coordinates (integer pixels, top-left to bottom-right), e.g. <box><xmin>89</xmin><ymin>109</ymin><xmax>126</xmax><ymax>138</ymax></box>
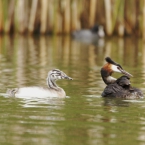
<box><xmin>15</xmin><ymin>87</ymin><xmax>66</xmax><ymax>98</ymax></box>
<box><xmin>106</xmin><ymin>76</ymin><xmax>117</xmax><ymax>84</ymax></box>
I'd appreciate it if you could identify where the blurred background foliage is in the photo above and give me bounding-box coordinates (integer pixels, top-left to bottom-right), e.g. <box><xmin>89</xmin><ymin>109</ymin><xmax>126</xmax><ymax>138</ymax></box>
<box><xmin>0</xmin><ymin>0</ymin><xmax>145</xmax><ymax>38</ymax></box>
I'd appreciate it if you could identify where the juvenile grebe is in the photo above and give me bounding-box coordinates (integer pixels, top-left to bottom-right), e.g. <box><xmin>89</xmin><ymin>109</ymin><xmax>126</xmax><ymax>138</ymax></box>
<box><xmin>7</xmin><ymin>69</ymin><xmax>72</xmax><ymax>98</ymax></box>
<box><xmin>101</xmin><ymin>57</ymin><xmax>144</xmax><ymax>99</ymax></box>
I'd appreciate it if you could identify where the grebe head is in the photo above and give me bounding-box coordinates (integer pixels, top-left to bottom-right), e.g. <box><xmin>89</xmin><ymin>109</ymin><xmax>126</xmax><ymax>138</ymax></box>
<box><xmin>104</xmin><ymin>57</ymin><xmax>133</xmax><ymax>77</ymax></box>
<box><xmin>48</xmin><ymin>69</ymin><xmax>73</xmax><ymax>81</ymax></box>
<box><xmin>91</xmin><ymin>25</ymin><xmax>105</xmax><ymax>37</ymax></box>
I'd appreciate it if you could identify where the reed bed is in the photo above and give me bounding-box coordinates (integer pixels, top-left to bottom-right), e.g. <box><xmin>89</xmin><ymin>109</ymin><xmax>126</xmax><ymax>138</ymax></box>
<box><xmin>0</xmin><ymin>0</ymin><xmax>145</xmax><ymax>37</ymax></box>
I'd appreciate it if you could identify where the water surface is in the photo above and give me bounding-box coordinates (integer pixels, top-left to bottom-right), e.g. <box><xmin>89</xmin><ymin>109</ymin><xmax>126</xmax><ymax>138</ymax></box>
<box><xmin>0</xmin><ymin>35</ymin><xmax>145</xmax><ymax>145</ymax></box>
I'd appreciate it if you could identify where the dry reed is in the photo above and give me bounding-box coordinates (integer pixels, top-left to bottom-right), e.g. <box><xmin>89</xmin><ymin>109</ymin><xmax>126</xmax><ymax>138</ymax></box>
<box><xmin>143</xmin><ymin>0</ymin><xmax>145</xmax><ymax>40</ymax></box>
<box><xmin>0</xmin><ymin>0</ymin><xmax>145</xmax><ymax>37</ymax></box>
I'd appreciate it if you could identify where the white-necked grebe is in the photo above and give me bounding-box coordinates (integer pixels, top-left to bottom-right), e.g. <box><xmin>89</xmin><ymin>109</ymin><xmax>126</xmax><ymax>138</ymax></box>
<box><xmin>101</xmin><ymin>57</ymin><xmax>143</xmax><ymax>99</ymax></box>
<box><xmin>7</xmin><ymin>69</ymin><xmax>72</xmax><ymax>98</ymax></box>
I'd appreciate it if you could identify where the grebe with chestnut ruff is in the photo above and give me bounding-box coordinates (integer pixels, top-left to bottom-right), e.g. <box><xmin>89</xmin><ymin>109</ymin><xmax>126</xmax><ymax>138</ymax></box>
<box><xmin>101</xmin><ymin>57</ymin><xmax>143</xmax><ymax>99</ymax></box>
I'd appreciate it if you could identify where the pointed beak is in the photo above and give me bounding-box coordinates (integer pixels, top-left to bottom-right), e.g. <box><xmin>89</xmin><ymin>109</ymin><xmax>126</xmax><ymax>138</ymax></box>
<box><xmin>64</xmin><ymin>76</ymin><xmax>73</xmax><ymax>80</ymax></box>
<box><xmin>62</xmin><ymin>74</ymin><xmax>73</xmax><ymax>80</ymax></box>
<box><xmin>119</xmin><ymin>68</ymin><xmax>133</xmax><ymax>77</ymax></box>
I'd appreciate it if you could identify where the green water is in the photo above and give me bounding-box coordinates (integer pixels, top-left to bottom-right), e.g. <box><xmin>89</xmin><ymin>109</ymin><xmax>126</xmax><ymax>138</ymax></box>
<box><xmin>0</xmin><ymin>35</ymin><xmax>145</xmax><ymax>145</ymax></box>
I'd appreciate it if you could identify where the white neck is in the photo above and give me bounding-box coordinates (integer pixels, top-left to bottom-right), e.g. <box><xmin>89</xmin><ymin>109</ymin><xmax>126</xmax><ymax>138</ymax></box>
<box><xmin>106</xmin><ymin>76</ymin><xmax>117</xmax><ymax>84</ymax></box>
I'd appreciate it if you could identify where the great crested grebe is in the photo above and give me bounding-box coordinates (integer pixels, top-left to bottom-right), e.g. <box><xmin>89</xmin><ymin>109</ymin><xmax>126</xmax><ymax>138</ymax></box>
<box><xmin>7</xmin><ymin>69</ymin><xmax>72</xmax><ymax>98</ymax></box>
<box><xmin>72</xmin><ymin>25</ymin><xmax>105</xmax><ymax>40</ymax></box>
<box><xmin>101</xmin><ymin>57</ymin><xmax>144</xmax><ymax>99</ymax></box>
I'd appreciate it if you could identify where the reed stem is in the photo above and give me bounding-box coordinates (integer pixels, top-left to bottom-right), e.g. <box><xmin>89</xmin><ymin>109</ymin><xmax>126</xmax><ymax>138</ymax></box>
<box><xmin>0</xmin><ymin>0</ymin><xmax>3</xmax><ymax>33</ymax></box>
<box><xmin>89</xmin><ymin>0</ymin><xmax>97</xmax><ymax>26</ymax></box>
<box><xmin>5</xmin><ymin>0</ymin><xmax>15</xmax><ymax>33</ymax></box>
<box><xmin>40</xmin><ymin>0</ymin><xmax>48</xmax><ymax>34</ymax></box>
<box><xmin>28</xmin><ymin>0</ymin><xmax>38</xmax><ymax>33</ymax></box>
<box><xmin>17</xmin><ymin>0</ymin><xmax>27</xmax><ymax>33</ymax></box>
<box><xmin>64</xmin><ymin>0</ymin><xmax>70</xmax><ymax>33</ymax></box>
<box><xmin>143</xmin><ymin>0</ymin><xmax>145</xmax><ymax>40</ymax></box>
<box><xmin>117</xmin><ymin>0</ymin><xmax>125</xmax><ymax>36</ymax></box>
<box><xmin>104</xmin><ymin>0</ymin><xmax>112</xmax><ymax>35</ymax></box>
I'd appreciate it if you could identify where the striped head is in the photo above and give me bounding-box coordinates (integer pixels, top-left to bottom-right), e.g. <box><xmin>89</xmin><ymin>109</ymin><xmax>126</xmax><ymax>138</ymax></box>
<box><xmin>48</xmin><ymin>69</ymin><xmax>73</xmax><ymax>81</ymax></box>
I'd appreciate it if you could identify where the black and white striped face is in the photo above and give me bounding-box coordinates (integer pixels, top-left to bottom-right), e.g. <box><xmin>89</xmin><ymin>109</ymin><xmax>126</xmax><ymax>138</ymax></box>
<box><xmin>48</xmin><ymin>69</ymin><xmax>73</xmax><ymax>81</ymax></box>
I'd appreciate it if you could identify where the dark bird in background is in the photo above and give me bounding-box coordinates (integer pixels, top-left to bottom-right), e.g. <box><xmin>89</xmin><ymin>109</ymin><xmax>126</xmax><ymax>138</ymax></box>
<box><xmin>72</xmin><ymin>24</ymin><xmax>105</xmax><ymax>45</ymax></box>
<box><xmin>101</xmin><ymin>57</ymin><xmax>144</xmax><ymax>99</ymax></box>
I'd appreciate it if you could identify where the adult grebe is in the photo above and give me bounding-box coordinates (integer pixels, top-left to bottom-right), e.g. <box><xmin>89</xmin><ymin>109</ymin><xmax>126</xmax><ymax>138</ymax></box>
<box><xmin>7</xmin><ymin>69</ymin><xmax>72</xmax><ymax>98</ymax></box>
<box><xmin>101</xmin><ymin>57</ymin><xmax>144</xmax><ymax>99</ymax></box>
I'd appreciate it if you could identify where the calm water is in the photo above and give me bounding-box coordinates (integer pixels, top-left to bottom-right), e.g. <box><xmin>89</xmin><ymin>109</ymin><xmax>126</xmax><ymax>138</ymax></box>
<box><xmin>0</xmin><ymin>35</ymin><xmax>145</xmax><ymax>145</ymax></box>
